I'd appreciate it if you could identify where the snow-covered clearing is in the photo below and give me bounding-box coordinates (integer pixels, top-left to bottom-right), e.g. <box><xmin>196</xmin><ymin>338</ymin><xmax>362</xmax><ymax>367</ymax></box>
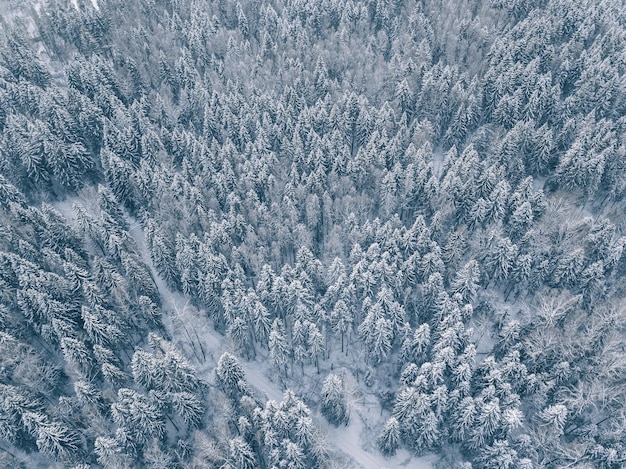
<box><xmin>238</xmin><ymin>358</ymin><xmax>284</xmax><ymax>403</ymax></box>
<box><xmin>320</xmin><ymin>370</ymin><xmax>434</xmax><ymax>469</ymax></box>
<box><xmin>322</xmin><ymin>413</ymin><xmax>434</xmax><ymax>469</ymax></box>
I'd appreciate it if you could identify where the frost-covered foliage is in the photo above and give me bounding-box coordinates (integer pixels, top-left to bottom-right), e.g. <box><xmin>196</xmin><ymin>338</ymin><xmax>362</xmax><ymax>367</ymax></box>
<box><xmin>1</xmin><ymin>0</ymin><xmax>626</xmax><ymax>467</ymax></box>
<box><xmin>319</xmin><ymin>373</ymin><xmax>349</xmax><ymax>426</ymax></box>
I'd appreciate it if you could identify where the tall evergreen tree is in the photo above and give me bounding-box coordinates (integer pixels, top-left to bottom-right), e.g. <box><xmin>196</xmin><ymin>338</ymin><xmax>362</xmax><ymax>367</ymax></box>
<box><xmin>319</xmin><ymin>373</ymin><xmax>348</xmax><ymax>426</ymax></box>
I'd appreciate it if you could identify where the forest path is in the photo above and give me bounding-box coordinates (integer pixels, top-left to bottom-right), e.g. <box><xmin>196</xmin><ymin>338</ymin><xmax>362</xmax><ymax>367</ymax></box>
<box><xmin>319</xmin><ymin>370</ymin><xmax>434</xmax><ymax>469</ymax></box>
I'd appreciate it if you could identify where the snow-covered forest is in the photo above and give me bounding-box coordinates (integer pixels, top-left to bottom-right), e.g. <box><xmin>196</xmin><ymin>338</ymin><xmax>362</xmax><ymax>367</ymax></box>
<box><xmin>0</xmin><ymin>0</ymin><xmax>625</xmax><ymax>467</ymax></box>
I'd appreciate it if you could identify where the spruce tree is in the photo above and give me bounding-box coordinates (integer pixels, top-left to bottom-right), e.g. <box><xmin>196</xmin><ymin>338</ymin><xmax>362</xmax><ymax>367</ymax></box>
<box><xmin>320</xmin><ymin>373</ymin><xmax>348</xmax><ymax>426</ymax></box>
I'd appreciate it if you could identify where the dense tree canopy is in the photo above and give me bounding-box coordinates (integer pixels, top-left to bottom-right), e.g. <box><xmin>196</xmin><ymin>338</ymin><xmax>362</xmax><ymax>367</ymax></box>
<box><xmin>0</xmin><ymin>0</ymin><xmax>625</xmax><ymax>467</ymax></box>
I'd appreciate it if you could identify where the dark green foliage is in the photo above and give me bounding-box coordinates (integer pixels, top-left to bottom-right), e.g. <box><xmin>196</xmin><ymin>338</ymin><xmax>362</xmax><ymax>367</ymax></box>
<box><xmin>1</xmin><ymin>32</ymin><xmax>51</xmax><ymax>86</ymax></box>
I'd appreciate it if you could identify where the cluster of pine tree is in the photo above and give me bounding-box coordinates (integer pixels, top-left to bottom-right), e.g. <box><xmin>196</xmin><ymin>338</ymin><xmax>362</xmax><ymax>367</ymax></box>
<box><xmin>1</xmin><ymin>0</ymin><xmax>625</xmax><ymax>467</ymax></box>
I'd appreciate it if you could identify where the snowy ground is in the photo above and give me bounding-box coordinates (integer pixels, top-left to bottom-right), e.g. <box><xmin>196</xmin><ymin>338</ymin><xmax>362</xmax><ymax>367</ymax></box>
<box><xmin>55</xmin><ymin>194</ymin><xmax>435</xmax><ymax>469</ymax></box>
<box><xmin>318</xmin><ymin>370</ymin><xmax>435</xmax><ymax>469</ymax></box>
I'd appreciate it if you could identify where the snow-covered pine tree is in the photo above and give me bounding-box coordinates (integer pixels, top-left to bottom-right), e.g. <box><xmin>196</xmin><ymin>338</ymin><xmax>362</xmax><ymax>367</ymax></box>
<box><xmin>216</xmin><ymin>352</ymin><xmax>249</xmax><ymax>399</ymax></box>
<box><xmin>319</xmin><ymin>373</ymin><xmax>348</xmax><ymax>426</ymax></box>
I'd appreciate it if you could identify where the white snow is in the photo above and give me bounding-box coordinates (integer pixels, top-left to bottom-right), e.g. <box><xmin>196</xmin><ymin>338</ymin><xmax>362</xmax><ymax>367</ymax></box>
<box><xmin>238</xmin><ymin>359</ymin><xmax>284</xmax><ymax>403</ymax></box>
<box><xmin>328</xmin><ymin>419</ymin><xmax>434</xmax><ymax>469</ymax></box>
<box><xmin>69</xmin><ymin>0</ymin><xmax>99</xmax><ymax>11</ymax></box>
<box><xmin>52</xmin><ymin>197</ymin><xmax>80</xmax><ymax>222</ymax></box>
<box><xmin>316</xmin><ymin>370</ymin><xmax>435</xmax><ymax>469</ymax></box>
<box><xmin>432</xmin><ymin>147</ymin><xmax>446</xmax><ymax>179</ymax></box>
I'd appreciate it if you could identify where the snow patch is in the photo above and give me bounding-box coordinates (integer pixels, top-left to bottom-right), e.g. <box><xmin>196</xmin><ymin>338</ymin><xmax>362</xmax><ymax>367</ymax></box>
<box><xmin>320</xmin><ymin>405</ymin><xmax>434</xmax><ymax>469</ymax></box>
<box><xmin>68</xmin><ymin>0</ymin><xmax>100</xmax><ymax>11</ymax></box>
